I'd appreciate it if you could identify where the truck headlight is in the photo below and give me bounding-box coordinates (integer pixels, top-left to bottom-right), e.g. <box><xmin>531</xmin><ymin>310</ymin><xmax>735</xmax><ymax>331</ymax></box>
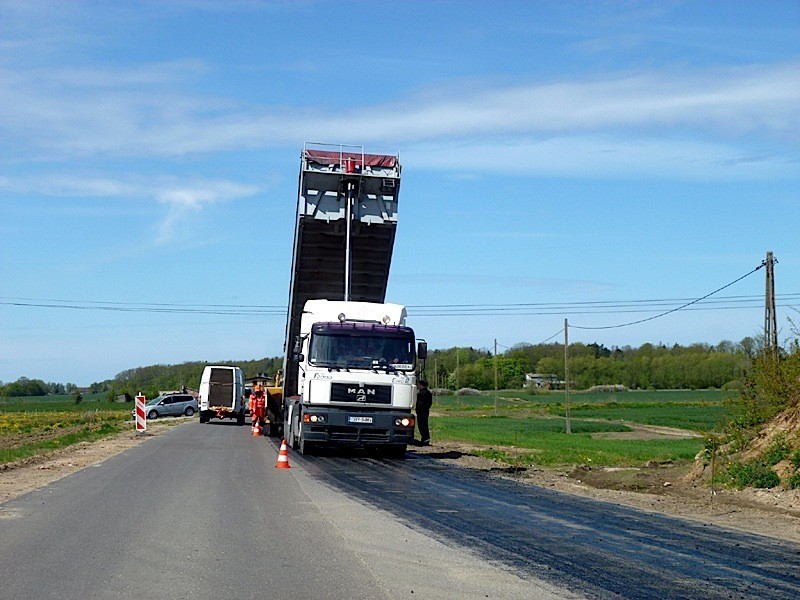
<box><xmin>395</xmin><ymin>416</ymin><xmax>415</xmax><ymax>427</ymax></box>
<box><xmin>303</xmin><ymin>413</ymin><xmax>326</xmax><ymax>424</ymax></box>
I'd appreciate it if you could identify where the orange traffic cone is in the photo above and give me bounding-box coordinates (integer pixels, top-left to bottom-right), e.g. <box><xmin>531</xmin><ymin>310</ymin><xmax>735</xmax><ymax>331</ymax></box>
<box><xmin>275</xmin><ymin>439</ymin><xmax>291</xmax><ymax>469</ymax></box>
<box><xmin>251</xmin><ymin>421</ymin><xmax>262</xmax><ymax>436</ymax></box>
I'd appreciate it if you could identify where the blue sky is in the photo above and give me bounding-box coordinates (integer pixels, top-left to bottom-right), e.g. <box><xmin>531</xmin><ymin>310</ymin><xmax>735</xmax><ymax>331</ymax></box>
<box><xmin>1</xmin><ymin>1</ymin><xmax>798</xmax><ymax>386</ymax></box>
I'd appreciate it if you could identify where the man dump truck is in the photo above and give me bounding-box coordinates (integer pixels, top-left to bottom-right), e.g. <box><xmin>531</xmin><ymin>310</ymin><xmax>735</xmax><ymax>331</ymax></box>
<box><xmin>281</xmin><ymin>143</ymin><xmax>426</xmax><ymax>456</ymax></box>
<box><xmin>198</xmin><ymin>365</ymin><xmax>246</xmax><ymax>424</ymax></box>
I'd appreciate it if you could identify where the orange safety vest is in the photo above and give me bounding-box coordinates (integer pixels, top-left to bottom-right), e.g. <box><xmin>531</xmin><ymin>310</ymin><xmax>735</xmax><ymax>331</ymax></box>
<box><xmin>251</xmin><ymin>393</ymin><xmax>266</xmax><ymax>417</ymax></box>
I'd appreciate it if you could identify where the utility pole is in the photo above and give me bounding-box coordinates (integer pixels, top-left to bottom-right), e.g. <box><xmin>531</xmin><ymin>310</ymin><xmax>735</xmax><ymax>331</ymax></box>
<box><xmin>456</xmin><ymin>348</ymin><xmax>460</xmax><ymax>390</ymax></box>
<box><xmin>494</xmin><ymin>338</ymin><xmax>499</xmax><ymax>416</ymax></box>
<box><xmin>564</xmin><ymin>318</ymin><xmax>571</xmax><ymax>434</ymax></box>
<box><xmin>764</xmin><ymin>251</ymin><xmax>778</xmax><ymax>357</ymax></box>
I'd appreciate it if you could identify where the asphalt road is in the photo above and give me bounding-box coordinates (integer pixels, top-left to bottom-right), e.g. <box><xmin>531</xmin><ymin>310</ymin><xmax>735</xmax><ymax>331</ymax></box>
<box><xmin>2</xmin><ymin>422</ymin><xmax>799</xmax><ymax>599</ymax></box>
<box><xmin>302</xmin><ymin>446</ymin><xmax>800</xmax><ymax>599</ymax></box>
<box><xmin>0</xmin><ymin>422</ymin><xmax>565</xmax><ymax>600</ymax></box>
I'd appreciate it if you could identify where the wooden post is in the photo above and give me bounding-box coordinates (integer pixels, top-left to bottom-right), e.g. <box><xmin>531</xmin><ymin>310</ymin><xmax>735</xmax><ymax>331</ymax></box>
<box><xmin>494</xmin><ymin>339</ymin><xmax>499</xmax><ymax>416</ymax></box>
<box><xmin>764</xmin><ymin>251</ymin><xmax>778</xmax><ymax>357</ymax></box>
<box><xmin>564</xmin><ymin>319</ymin><xmax>571</xmax><ymax>434</ymax></box>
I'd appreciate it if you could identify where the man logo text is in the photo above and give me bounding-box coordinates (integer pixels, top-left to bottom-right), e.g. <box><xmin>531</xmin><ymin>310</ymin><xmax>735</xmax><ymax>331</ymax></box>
<box><xmin>348</xmin><ymin>387</ymin><xmax>375</xmax><ymax>402</ymax></box>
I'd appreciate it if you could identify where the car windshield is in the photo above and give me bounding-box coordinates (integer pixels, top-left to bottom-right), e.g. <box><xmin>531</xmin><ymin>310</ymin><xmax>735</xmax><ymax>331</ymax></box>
<box><xmin>147</xmin><ymin>397</ymin><xmax>164</xmax><ymax>406</ymax></box>
<box><xmin>309</xmin><ymin>329</ymin><xmax>415</xmax><ymax>371</ymax></box>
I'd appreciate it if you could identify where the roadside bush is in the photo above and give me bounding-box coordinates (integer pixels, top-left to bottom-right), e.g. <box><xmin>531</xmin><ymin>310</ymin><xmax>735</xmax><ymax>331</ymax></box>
<box><xmin>721</xmin><ymin>380</ymin><xmax>742</xmax><ymax>391</ymax></box>
<box><xmin>791</xmin><ymin>449</ymin><xmax>800</xmax><ymax>470</ymax></box>
<box><xmin>725</xmin><ymin>459</ymin><xmax>780</xmax><ymax>490</ymax></box>
<box><xmin>432</xmin><ymin>388</ymin><xmax>452</xmax><ymax>397</ymax></box>
<box><xmin>788</xmin><ymin>472</ymin><xmax>800</xmax><ymax>490</ymax></box>
<box><xmin>764</xmin><ymin>433</ymin><xmax>792</xmax><ymax>466</ymax></box>
<box><xmin>456</xmin><ymin>387</ymin><xmax>481</xmax><ymax>396</ymax></box>
<box><xmin>586</xmin><ymin>385</ymin><xmax>628</xmax><ymax>393</ymax></box>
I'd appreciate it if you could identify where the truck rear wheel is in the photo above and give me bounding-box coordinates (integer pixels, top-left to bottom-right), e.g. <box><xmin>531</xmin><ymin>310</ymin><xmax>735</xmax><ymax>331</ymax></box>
<box><xmin>267</xmin><ymin>410</ymin><xmax>280</xmax><ymax>437</ymax></box>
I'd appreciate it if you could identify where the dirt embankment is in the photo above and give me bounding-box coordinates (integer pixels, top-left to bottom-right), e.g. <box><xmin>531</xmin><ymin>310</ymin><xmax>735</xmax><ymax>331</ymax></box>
<box><xmin>2</xmin><ymin>422</ymin><xmax>799</xmax><ymax>544</ymax></box>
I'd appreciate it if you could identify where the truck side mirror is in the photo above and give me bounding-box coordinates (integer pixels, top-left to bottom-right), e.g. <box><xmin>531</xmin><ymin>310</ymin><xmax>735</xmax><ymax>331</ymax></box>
<box><xmin>292</xmin><ymin>335</ymin><xmax>304</xmax><ymax>362</ymax></box>
<box><xmin>417</xmin><ymin>341</ymin><xmax>427</xmax><ymax>360</ymax></box>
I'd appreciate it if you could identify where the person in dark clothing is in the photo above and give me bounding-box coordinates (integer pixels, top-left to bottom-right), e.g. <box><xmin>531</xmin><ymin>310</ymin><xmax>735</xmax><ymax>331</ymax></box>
<box><xmin>415</xmin><ymin>379</ymin><xmax>432</xmax><ymax>446</ymax></box>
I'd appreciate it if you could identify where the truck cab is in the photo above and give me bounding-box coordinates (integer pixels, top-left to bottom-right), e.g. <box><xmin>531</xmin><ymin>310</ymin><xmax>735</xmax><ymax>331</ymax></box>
<box><xmin>283</xmin><ymin>300</ymin><xmax>426</xmax><ymax>456</ymax></box>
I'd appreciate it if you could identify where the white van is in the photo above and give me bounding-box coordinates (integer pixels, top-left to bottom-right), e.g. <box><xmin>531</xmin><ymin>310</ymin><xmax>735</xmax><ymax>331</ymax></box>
<box><xmin>198</xmin><ymin>365</ymin><xmax>246</xmax><ymax>425</ymax></box>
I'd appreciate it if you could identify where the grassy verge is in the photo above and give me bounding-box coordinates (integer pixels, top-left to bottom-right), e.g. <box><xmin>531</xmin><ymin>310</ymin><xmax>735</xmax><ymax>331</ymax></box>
<box><xmin>0</xmin><ymin>421</ymin><xmax>128</xmax><ymax>464</ymax></box>
<box><xmin>0</xmin><ymin>395</ymin><xmax>133</xmax><ymax>465</ymax></box>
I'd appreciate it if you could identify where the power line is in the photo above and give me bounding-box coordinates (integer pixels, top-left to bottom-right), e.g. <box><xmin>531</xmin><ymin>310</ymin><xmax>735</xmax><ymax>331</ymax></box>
<box><xmin>408</xmin><ymin>293</ymin><xmax>792</xmax><ymax>310</ymax></box>
<box><xmin>0</xmin><ymin>300</ymin><xmax>285</xmax><ymax>316</ymax></box>
<box><xmin>2</xmin><ymin>298</ymin><xmax>777</xmax><ymax>318</ymax></box>
<box><xmin>0</xmin><ymin>267</ymin><xmax>789</xmax><ymax>321</ymax></box>
<box><xmin>410</xmin><ymin>304</ymin><xmax>770</xmax><ymax>317</ymax></box>
<box><xmin>0</xmin><ymin>296</ymin><xmax>284</xmax><ymax>309</ymax></box>
<box><xmin>570</xmin><ymin>261</ymin><xmax>767</xmax><ymax>331</ymax></box>
<box><xmin>537</xmin><ymin>327</ymin><xmax>565</xmax><ymax>345</ymax></box>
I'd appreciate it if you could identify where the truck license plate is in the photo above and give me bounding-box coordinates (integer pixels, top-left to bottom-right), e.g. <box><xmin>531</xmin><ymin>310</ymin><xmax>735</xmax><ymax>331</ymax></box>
<box><xmin>348</xmin><ymin>416</ymin><xmax>373</xmax><ymax>424</ymax></box>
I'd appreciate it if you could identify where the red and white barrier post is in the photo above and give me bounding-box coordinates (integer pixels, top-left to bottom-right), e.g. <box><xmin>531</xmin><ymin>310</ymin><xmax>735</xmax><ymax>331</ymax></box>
<box><xmin>135</xmin><ymin>393</ymin><xmax>147</xmax><ymax>433</ymax></box>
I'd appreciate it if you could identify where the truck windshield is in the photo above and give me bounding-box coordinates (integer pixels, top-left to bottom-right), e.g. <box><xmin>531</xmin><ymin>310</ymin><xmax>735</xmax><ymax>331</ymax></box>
<box><xmin>309</xmin><ymin>330</ymin><xmax>416</xmax><ymax>371</ymax></box>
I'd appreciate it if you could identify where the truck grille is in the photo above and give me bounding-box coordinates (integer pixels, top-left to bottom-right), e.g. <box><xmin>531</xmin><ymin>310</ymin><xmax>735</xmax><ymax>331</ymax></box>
<box><xmin>330</xmin><ymin>383</ymin><xmax>391</xmax><ymax>404</ymax></box>
<box><xmin>328</xmin><ymin>426</ymin><xmax>390</xmax><ymax>443</ymax></box>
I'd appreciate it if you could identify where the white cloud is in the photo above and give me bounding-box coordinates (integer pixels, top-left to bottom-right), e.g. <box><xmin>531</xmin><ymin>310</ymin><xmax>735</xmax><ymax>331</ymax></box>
<box><xmin>1</xmin><ymin>60</ymin><xmax>798</xmax><ymax>177</ymax></box>
<box><xmin>153</xmin><ymin>180</ymin><xmax>260</xmax><ymax>243</ymax></box>
<box><xmin>0</xmin><ymin>173</ymin><xmax>258</xmax><ymax>202</ymax></box>
<box><xmin>156</xmin><ymin>180</ymin><xmax>257</xmax><ymax>208</ymax></box>
<box><xmin>0</xmin><ymin>173</ymin><xmax>260</xmax><ymax>244</ymax></box>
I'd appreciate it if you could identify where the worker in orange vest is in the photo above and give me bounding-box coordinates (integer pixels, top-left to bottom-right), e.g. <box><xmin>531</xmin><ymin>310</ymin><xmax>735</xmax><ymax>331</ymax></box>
<box><xmin>250</xmin><ymin>384</ymin><xmax>267</xmax><ymax>432</ymax></box>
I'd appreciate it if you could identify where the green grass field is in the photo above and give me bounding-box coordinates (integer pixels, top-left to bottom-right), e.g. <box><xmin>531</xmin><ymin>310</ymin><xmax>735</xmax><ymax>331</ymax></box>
<box><xmin>429</xmin><ymin>389</ymin><xmax>728</xmax><ymax>467</ymax></box>
<box><xmin>0</xmin><ymin>394</ymin><xmax>133</xmax><ymax>464</ymax></box>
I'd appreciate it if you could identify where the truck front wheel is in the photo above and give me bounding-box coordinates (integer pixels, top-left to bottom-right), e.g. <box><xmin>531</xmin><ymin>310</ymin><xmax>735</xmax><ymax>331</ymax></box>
<box><xmin>299</xmin><ymin>437</ymin><xmax>316</xmax><ymax>456</ymax></box>
<box><xmin>385</xmin><ymin>444</ymin><xmax>407</xmax><ymax>459</ymax></box>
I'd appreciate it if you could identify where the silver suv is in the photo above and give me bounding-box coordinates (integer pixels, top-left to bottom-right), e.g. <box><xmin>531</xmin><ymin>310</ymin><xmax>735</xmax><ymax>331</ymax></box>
<box><xmin>134</xmin><ymin>393</ymin><xmax>198</xmax><ymax>419</ymax></box>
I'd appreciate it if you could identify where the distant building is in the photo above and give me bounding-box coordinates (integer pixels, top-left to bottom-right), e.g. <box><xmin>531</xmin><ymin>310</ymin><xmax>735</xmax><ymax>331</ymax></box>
<box><xmin>245</xmin><ymin>372</ymin><xmax>281</xmax><ymax>390</ymax></box>
<box><xmin>524</xmin><ymin>373</ymin><xmax>561</xmax><ymax>389</ymax></box>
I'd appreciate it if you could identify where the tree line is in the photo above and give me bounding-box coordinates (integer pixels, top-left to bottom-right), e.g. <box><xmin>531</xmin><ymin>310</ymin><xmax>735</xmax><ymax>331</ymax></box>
<box><xmin>0</xmin><ymin>358</ymin><xmax>282</xmax><ymax>400</ymax></box>
<box><xmin>424</xmin><ymin>338</ymin><xmax>763</xmax><ymax>391</ymax></box>
<box><xmin>1</xmin><ymin>337</ymin><xmax>766</xmax><ymax>399</ymax></box>
<box><xmin>102</xmin><ymin>357</ymin><xmax>283</xmax><ymax>401</ymax></box>
<box><xmin>0</xmin><ymin>377</ymin><xmax>78</xmax><ymax>397</ymax></box>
